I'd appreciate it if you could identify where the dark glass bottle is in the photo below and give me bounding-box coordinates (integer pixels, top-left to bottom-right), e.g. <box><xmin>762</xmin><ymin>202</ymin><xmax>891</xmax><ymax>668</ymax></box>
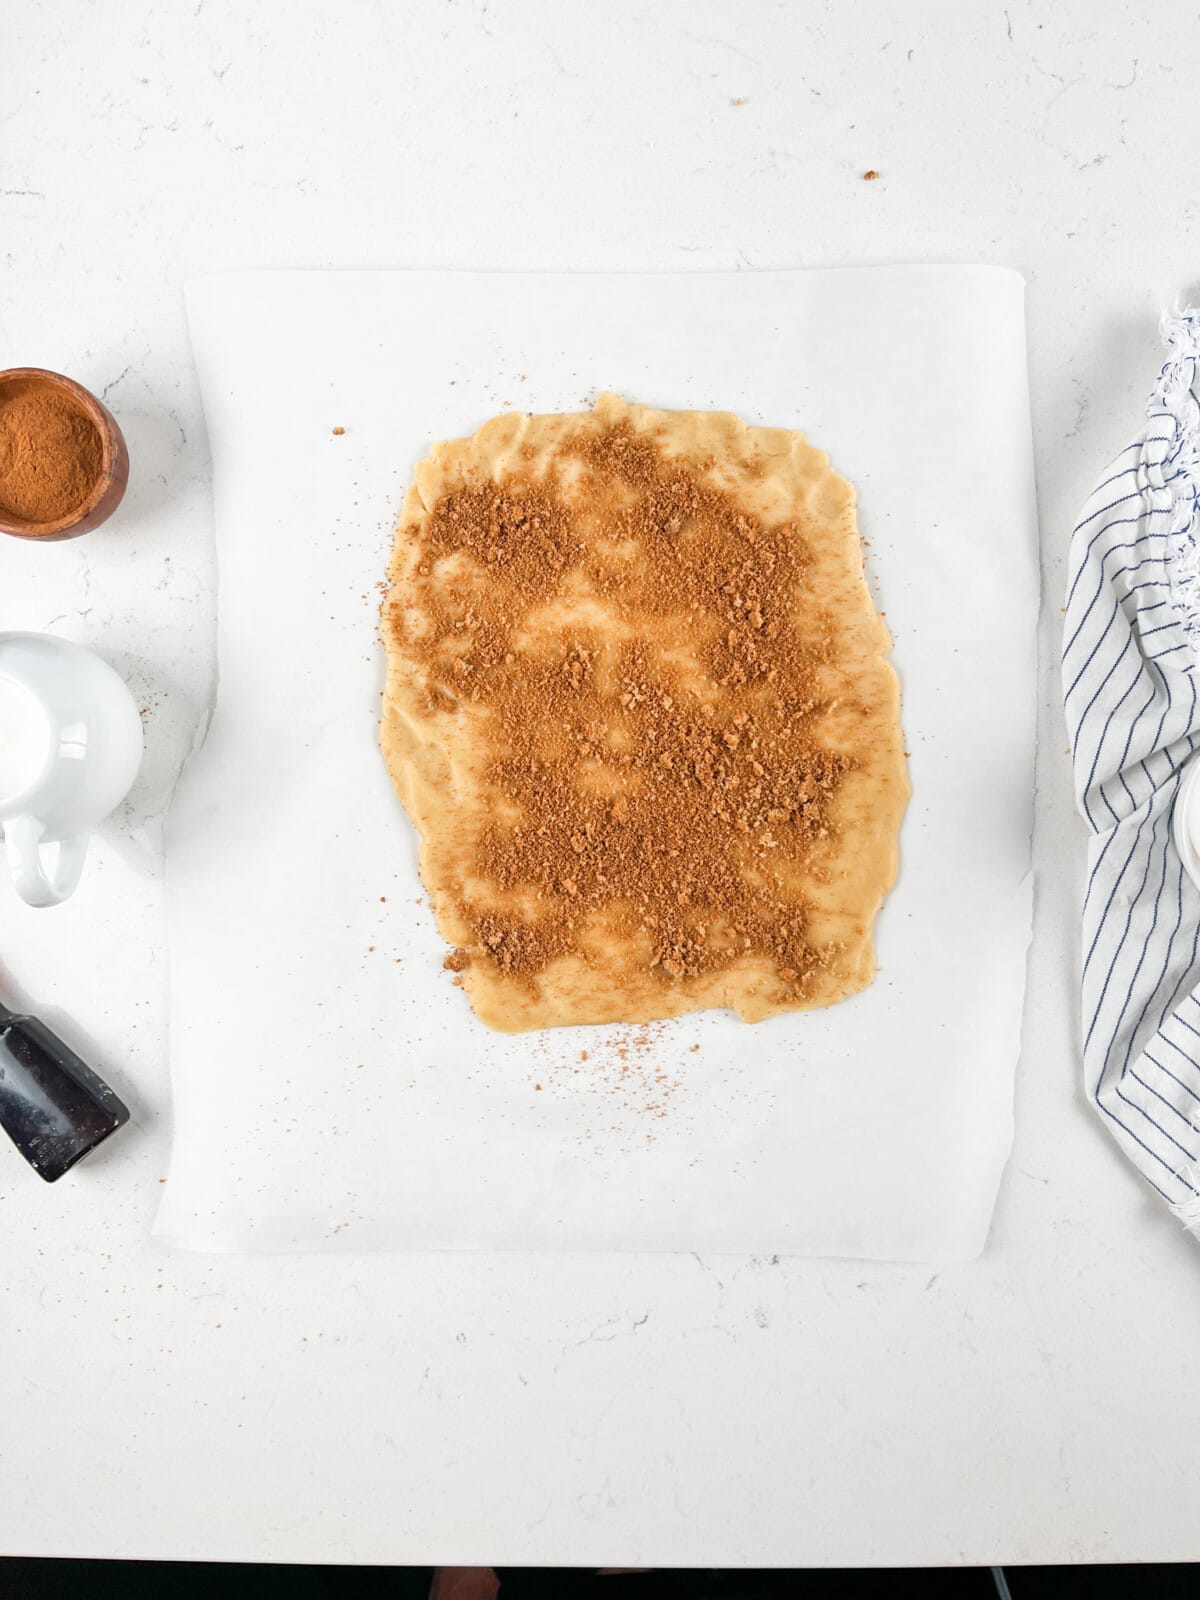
<box><xmin>0</xmin><ymin>1003</ymin><xmax>130</xmax><ymax>1181</ymax></box>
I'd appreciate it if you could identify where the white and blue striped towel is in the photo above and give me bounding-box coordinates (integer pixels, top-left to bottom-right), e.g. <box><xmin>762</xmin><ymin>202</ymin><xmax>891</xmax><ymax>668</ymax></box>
<box><xmin>1065</xmin><ymin>310</ymin><xmax>1200</xmax><ymax>1233</ymax></box>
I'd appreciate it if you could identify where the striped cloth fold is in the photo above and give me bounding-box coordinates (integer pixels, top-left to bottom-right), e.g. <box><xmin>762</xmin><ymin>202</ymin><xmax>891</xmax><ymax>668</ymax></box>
<box><xmin>1065</xmin><ymin>310</ymin><xmax>1200</xmax><ymax>1234</ymax></box>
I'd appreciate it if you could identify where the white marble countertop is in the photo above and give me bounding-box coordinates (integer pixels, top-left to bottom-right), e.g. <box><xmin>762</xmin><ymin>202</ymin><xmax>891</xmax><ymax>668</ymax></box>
<box><xmin>3</xmin><ymin>0</ymin><xmax>1200</xmax><ymax>1568</ymax></box>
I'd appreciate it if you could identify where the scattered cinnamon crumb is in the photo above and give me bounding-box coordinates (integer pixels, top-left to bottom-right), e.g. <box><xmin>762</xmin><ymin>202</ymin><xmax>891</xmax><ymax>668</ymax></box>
<box><xmin>863</xmin><ymin>169</ymin><xmax>880</xmax><ymax>180</ymax></box>
<box><xmin>540</xmin><ymin>1022</ymin><xmax>681</xmax><ymax>1128</ymax></box>
<box><xmin>332</xmin><ymin>425</ymin><xmax>345</xmax><ymax>435</ymax></box>
<box><xmin>443</xmin><ymin>948</ymin><xmax>469</xmax><ymax>972</ymax></box>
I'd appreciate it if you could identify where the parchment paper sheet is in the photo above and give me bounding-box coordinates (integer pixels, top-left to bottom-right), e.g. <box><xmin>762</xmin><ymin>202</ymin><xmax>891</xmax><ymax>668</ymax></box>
<box><xmin>159</xmin><ymin>267</ymin><xmax>1037</xmax><ymax>1259</ymax></box>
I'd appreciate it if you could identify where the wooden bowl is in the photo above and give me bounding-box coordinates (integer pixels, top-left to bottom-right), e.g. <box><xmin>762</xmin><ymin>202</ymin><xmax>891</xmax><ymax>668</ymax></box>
<box><xmin>0</xmin><ymin>367</ymin><xmax>129</xmax><ymax>541</ymax></box>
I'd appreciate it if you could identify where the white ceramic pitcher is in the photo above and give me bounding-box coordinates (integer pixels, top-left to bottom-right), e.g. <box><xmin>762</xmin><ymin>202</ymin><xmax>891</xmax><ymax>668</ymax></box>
<box><xmin>0</xmin><ymin>632</ymin><xmax>143</xmax><ymax>907</ymax></box>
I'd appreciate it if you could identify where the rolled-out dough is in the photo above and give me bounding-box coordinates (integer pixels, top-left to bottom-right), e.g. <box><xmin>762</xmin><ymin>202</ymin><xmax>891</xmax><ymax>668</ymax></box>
<box><xmin>381</xmin><ymin>393</ymin><xmax>908</xmax><ymax>1032</ymax></box>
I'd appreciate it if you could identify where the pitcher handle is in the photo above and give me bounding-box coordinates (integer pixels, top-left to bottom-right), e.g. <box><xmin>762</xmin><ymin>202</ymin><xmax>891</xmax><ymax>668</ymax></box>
<box><xmin>4</xmin><ymin>816</ymin><xmax>89</xmax><ymax>907</ymax></box>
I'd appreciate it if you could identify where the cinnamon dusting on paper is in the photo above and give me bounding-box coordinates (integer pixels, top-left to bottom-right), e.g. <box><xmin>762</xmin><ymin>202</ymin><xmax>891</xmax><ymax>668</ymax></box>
<box><xmin>537</xmin><ymin>1022</ymin><xmax>682</xmax><ymax>1130</ymax></box>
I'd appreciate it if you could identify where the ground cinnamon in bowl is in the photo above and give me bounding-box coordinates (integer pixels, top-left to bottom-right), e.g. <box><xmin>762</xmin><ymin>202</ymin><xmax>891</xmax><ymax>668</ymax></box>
<box><xmin>0</xmin><ymin>380</ymin><xmax>104</xmax><ymax>525</ymax></box>
<box><xmin>0</xmin><ymin>369</ymin><xmax>127</xmax><ymax>541</ymax></box>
